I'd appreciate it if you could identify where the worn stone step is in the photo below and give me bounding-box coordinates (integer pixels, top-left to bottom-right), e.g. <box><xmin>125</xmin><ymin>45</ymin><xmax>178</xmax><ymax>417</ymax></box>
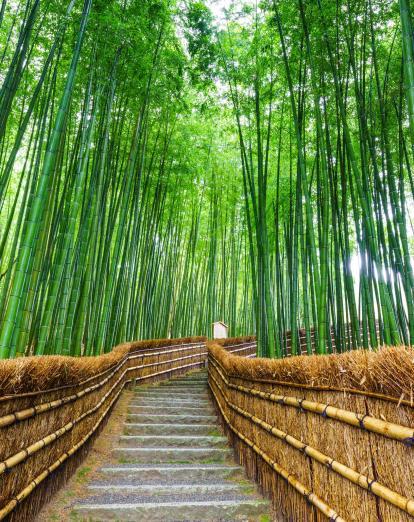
<box><xmin>69</xmin><ymin>369</ymin><xmax>271</xmax><ymax>522</ymax></box>
<box><xmin>159</xmin><ymin>379</ymin><xmax>207</xmax><ymax>389</ymax></box>
<box><xmin>151</xmin><ymin>387</ymin><xmax>208</xmax><ymax>393</ymax></box>
<box><xmin>113</xmin><ymin>446</ymin><xmax>232</xmax><ymax>463</ymax></box>
<box><xmin>134</xmin><ymin>388</ymin><xmax>209</xmax><ymax>396</ymax></box>
<box><xmin>118</xmin><ymin>435</ymin><xmax>228</xmax><ymax>448</ymax></box>
<box><xmin>160</xmin><ymin>379</ymin><xmax>207</xmax><ymax>384</ymax></box>
<box><xmin>129</xmin><ymin>398</ymin><xmax>211</xmax><ymax>407</ymax></box>
<box><xmin>133</xmin><ymin>391</ymin><xmax>208</xmax><ymax>399</ymax></box>
<box><xmin>123</xmin><ymin>423</ymin><xmax>218</xmax><ymax>436</ymax></box>
<box><xmin>133</xmin><ymin>392</ymin><xmax>209</xmax><ymax>400</ymax></box>
<box><xmin>133</xmin><ymin>392</ymin><xmax>209</xmax><ymax>399</ymax></box>
<box><xmin>169</xmin><ymin>374</ymin><xmax>207</xmax><ymax>381</ymax></box>
<box><xmin>127</xmin><ymin>413</ymin><xmax>217</xmax><ymax>424</ymax></box>
<box><xmin>87</xmin><ymin>482</ymin><xmax>247</xmax><ymax>496</ymax></box>
<box><xmin>97</xmin><ymin>464</ymin><xmax>244</xmax><ymax>482</ymax></box>
<box><xmin>128</xmin><ymin>405</ymin><xmax>215</xmax><ymax>415</ymax></box>
<box><xmin>72</xmin><ymin>494</ymin><xmax>270</xmax><ymax>521</ymax></box>
<box><xmin>163</xmin><ymin>381</ymin><xmax>207</xmax><ymax>386</ymax></box>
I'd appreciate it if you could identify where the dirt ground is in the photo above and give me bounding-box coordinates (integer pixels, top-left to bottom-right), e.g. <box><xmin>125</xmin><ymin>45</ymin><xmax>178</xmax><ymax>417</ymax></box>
<box><xmin>35</xmin><ymin>389</ymin><xmax>133</xmax><ymax>522</ymax></box>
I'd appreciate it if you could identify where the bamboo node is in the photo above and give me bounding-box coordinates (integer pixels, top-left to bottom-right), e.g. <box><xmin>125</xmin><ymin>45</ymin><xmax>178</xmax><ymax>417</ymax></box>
<box><xmin>304</xmin><ymin>490</ymin><xmax>313</xmax><ymax>505</ymax></box>
<box><xmin>357</xmin><ymin>413</ymin><xmax>368</xmax><ymax>429</ymax></box>
<box><xmin>297</xmin><ymin>397</ymin><xmax>305</xmax><ymax>412</ymax></box>
<box><xmin>321</xmin><ymin>404</ymin><xmax>330</xmax><ymax>418</ymax></box>
<box><xmin>402</xmin><ymin>436</ymin><xmax>414</xmax><ymax>447</ymax></box>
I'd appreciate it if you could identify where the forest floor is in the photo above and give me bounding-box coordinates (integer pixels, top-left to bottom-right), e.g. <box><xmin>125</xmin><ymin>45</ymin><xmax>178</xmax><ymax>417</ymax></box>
<box><xmin>35</xmin><ymin>389</ymin><xmax>134</xmax><ymax>521</ymax></box>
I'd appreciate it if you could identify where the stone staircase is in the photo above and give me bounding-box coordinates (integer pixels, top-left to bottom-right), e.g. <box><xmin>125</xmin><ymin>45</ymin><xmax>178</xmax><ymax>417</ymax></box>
<box><xmin>72</xmin><ymin>370</ymin><xmax>270</xmax><ymax>521</ymax></box>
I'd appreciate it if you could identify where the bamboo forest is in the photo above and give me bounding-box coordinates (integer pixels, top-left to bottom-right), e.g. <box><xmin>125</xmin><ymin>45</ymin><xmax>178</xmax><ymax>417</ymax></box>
<box><xmin>0</xmin><ymin>0</ymin><xmax>414</xmax><ymax>361</ymax></box>
<box><xmin>2</xmin><ymin>1</ymin><xmax>414</xmax><ymax>521</ymax></box>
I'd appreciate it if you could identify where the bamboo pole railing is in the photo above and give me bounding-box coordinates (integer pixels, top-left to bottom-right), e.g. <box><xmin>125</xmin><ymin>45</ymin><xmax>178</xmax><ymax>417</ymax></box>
<box><xmin>209</xmin><ymin>356</ymin><xmax>414</xmax><ymax>445</ymax></box>
<box><xmin>210</xmin><ymin>363</ymin><xmax>414</xmax><ymax>517</ymax></box>
<box><xmin>209</xmin><ymin>373</ymin><xmax>345</xmax><ymax>522</ymax></box>
<box><xmin>208</xmin><ymin>342</ymin><xmax>414</xmax><ymax>522</ymax></box>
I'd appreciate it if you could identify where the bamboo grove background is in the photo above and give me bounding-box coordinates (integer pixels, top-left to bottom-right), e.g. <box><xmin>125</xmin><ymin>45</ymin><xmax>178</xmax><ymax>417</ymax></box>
<box><xmin>0</xmin><ymin>0</ymin><xmax>414</xmax><ymax>358</ymax></box>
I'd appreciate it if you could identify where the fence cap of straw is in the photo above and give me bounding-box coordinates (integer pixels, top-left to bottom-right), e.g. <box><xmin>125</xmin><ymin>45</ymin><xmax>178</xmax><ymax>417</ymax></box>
<box><xmin>208</xmin><ymin>343</ymin><xmax>414</xmax><ymax>402</ymax></box>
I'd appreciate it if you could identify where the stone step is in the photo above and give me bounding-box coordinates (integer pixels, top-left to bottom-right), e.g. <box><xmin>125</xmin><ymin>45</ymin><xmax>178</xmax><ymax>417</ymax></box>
<box><xmin>72</xmin><ymin>494</ymin><xmax>270</xmax><ymax>521</ymax></box>
<box><xmin>146</xmin><ymin>373</ymin><xmax>206</xmax><ymax>378</ymax></box>
<box><xmin>69</xmin><ymin>370</ymin><xmax>270</xmax><ymax>522</ymax></box>
<box><xmin>129</xmin><ymin>398</ymin><xmax>211</xmax><ymax>407</ymax></box>
<box><xmin>158</xmin><ymin>382</ymin><xmax>208</xmax><ymax>387</ymax></box>
<box><xmin>132</xmin><ymin>394</ymin><xmax>210</xmax><ymax>401</ymax></box>
<box><xmin>134</xmin><ymin>389</ymin><xmax>209</xmax><ymax>396</ymax></box>
<box><xmin>150</xmin><ymin>387</ymin><xmax>208</xmax><ymax>393</ymax></box>
<box><xmin>86</xmin><ymin>482</ymin><xmax>246</xmax><ymax>496</ymax></box>
<box><xmin>113</xmin><ymin>446</ymin><xmax>232</xmax><ymax>463</ymax></box>
<box><xmin>133</xmin><ymin>393</ymin><xmax>209</xmax><ymax>400</ymax></box>
<box><xmin>97</xmin><ymin>464</ymin><xmax>244</xmax><ymax>482</ymax></box>
<box><xmin>118</xmin><ymin>435</ymin><xmax>228</xmax><ymax>448</ymax></box>
<box><xmin>164</xmin><ymin>380</ymin><xmax>207</xmax><ymax>386</ymax></box>
<box><xmin>127</xmin><ymin>413</ymin><xmax>217</xmax><ymax>424</ymax></box>
<box><xmin>128</xmin><ymin>405</ymin><xmax>215</xmax><ymax>415</ymax></box>
<box><xmin>123</xmin><ymin>423</ymin><xmax>218</xmax><ymax>436</ymax></box>
<box><xmin>169</xmin><ymin>374</ymin><xmax>208</xmax><ymax>381</ymax></box>
<box><xmin>172</xmin><ymin>372</ymin><xmax>207</xmax><ymax>377</ymax></box>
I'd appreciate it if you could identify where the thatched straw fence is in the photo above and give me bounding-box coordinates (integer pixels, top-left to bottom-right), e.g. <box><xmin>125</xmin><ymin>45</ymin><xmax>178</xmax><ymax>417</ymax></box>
<box><xmin>208</xmin><ymin>342</ymin><xmax>414</xmax><ymax>521</ymax></box>
<box><xmin>0</xmin><ymin>336</ymin><xmax>209</xmax><ymax>521</ymax></box>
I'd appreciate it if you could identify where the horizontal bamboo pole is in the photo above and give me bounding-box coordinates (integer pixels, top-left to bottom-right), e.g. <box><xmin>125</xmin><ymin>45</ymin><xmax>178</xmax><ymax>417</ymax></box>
<box><xmin>210</xmin><ymin>368</ymin><xmax>414</xmax><ymax>517</ymax></box>
<box><xmin>0</xmin><ymin>362</ymin><xmax>125</xmax><ymax>429</ymax></box>
<box><xmin>208</xmin><ymin>375</ymin><xmax>345</xmax><ymax>522</ymax></box>
<box><xmin>130</xmin><ymin>352</ymin><xmax>208</xmax><ymax>371</ymax></box>
<box><xmin>226</xmin><ymin>345</ymin><xmax>257</xmax><ymax>355</ymax></box>
<box><xmin>0</xmin><ymin>355</ymin><xmax>127</xmax><ymax>403</ymax></box>
<box><xmin>131</xmin><ymin>341</ymin><xmax>204</xmax><ymax>352</ymax></box>
<box><xmin>127</xmin><ymin>359</ymin><xmax>206</xmax><ymax>383</ymax></box>
<box><xmin>222</xmin><ymin>342</ymin><xmax>257</xmax><ymax>348</ymax></box>
<box><xmin>225</xmin><ymin>364</ymin><xmax>413</xmax><ymax>408</ymax></box>
<box><xmin>209</xmin><ymin>356</ymin><xmax>414</xmax><ymax>445</ymax></box>
<box><xmin>0</xmin><ymin>348</ymin><xmax>206</xmax><ymax>429</ymax></box>
<box><xmin>129</xmin><ymin>343</ymin><xmax>206</xmax><ymax>360</ymax></box>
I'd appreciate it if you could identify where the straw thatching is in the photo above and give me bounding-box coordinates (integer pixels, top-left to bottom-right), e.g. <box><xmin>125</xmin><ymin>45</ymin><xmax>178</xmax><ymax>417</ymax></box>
<box><xmin>208</xmin><ymin>342</ymin><xmax>414</xmax><ymax>521</ymax></box>
<box><xmin>0</xmin><ymin>336</ymin><xmax>207</xmax><ymax>522</ymax></box>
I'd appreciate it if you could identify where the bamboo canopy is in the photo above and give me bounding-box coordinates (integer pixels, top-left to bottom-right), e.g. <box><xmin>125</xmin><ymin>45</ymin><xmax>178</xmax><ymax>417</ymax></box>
<box><xmin>0</xmin><ymin>0</ymin><xmax>412</xmax><ymax>358</ymax></box>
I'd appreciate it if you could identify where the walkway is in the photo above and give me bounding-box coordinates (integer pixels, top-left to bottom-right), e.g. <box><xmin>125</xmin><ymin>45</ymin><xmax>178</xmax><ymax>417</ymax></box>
<box><xmin>71</xmin><ymin>370</ymin><xmax>270</xmax><ymax>521</ymax></box>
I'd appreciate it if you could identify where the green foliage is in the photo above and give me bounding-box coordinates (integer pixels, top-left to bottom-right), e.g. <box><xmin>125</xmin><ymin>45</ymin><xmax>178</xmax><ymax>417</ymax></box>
<box><xmin>0</xmin><ymin>0</ymin><xmax>413</xmax><ymax>358</ymax></box>
<box><xmin>183</xmin><ymin>1</ymin><xmax>218</xmax><ymax>86</ymax></box>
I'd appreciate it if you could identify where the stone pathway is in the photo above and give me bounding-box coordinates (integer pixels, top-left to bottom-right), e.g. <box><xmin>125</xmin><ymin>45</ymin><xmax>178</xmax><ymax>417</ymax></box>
<box><xmin>71</xmin><ymin>370</ymin><xmax>270</xmax><ymax>521</ymax></box>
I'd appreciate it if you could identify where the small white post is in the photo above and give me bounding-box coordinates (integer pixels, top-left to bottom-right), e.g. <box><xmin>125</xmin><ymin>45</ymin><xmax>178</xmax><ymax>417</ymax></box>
<box><xmin>212</xmin><ymin>321</ymin><xmax>228</xmax><ymax>339</ymax></box>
